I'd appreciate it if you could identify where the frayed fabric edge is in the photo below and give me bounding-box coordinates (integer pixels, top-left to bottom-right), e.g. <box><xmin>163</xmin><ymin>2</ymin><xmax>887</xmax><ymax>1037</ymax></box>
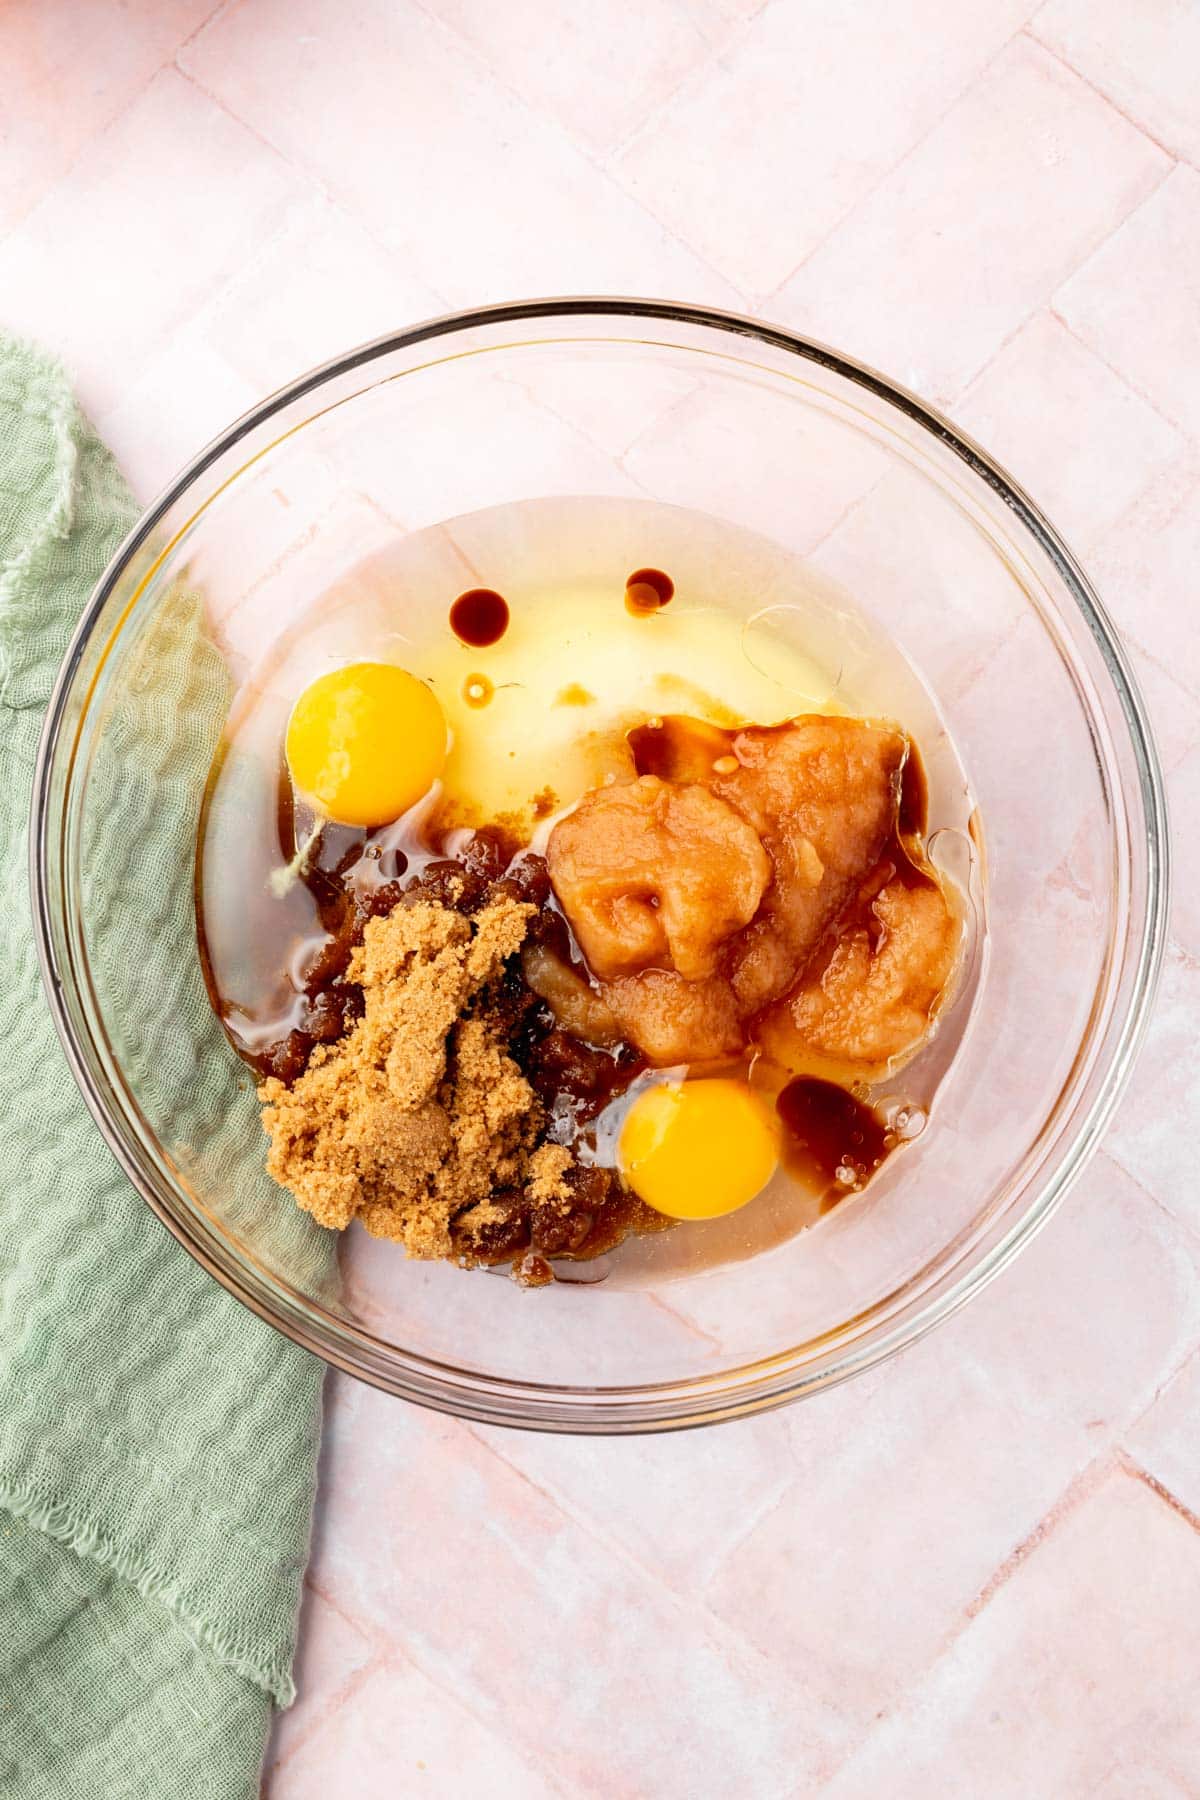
<box><xmin>0</xmin><ymin>1476</ymin><xmax>296</xmax><ymax>1709</ymax></box>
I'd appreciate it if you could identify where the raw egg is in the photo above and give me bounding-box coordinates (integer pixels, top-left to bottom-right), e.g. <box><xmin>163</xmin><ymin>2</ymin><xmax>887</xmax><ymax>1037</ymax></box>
<box><xmin>285</xmin><ymin>662</ymin><xmax>446</xmax><ymax>827</ymax></box>
<box><xmin>618</xmin><ymin>1077</ymin><xmax>780</xmax><ymax>1220</ymax></box>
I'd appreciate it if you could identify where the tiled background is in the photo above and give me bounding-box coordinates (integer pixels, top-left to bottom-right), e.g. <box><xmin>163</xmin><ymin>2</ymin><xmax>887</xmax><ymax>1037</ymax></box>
<box><xmin>5</xmin><ymin>1</ymin><xmax>1199</xmax><ymax>1793</ymax></box>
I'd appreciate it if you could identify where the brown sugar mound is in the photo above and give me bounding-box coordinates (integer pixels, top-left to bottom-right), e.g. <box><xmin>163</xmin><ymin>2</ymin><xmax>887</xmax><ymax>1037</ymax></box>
<box><xmin>259</xmin><ymin>893</ymin><xmax>570</xmax><ymax>1261</ymax></box>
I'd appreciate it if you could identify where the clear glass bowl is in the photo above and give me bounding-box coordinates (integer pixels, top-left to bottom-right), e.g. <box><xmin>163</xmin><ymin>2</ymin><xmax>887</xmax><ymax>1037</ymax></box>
<box><xmin>32</xmin><ymin>301</ymin><xmax>1167</xmax><ymax>1432</ymax></box>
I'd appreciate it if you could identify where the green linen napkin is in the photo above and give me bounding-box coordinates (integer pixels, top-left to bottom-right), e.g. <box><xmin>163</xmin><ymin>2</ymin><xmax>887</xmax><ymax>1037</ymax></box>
<box><xmin>0</xmin><ymin>336</ymin><xmax>325</xmax><ymax>1798</ymax></box>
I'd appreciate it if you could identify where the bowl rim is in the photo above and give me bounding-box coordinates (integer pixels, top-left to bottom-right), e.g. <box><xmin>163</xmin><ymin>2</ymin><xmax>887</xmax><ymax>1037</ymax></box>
<box><xmin>30</xmin><ymin>296</ymin><xmax>1170</xmax><ymax>1433</ymax></box>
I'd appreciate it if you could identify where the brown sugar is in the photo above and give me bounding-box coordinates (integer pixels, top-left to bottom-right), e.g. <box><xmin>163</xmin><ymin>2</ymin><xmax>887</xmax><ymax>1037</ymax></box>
<box><xmin>245</xmin><ymin>839</ymin><xmax>662</xmax><ymax>1280</ymax></box>
<box><xmin>260</xmin><ymin>894</ymin><xmax>558</xmax><ymax>1262</ymax></box>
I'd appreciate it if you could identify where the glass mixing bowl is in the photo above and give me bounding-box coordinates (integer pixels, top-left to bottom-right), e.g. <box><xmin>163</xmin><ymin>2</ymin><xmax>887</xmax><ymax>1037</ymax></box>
<box><xmin>32</xmin><ymin>301</ymin><xmax>1167</xmax><ymax>1432</ymax></box>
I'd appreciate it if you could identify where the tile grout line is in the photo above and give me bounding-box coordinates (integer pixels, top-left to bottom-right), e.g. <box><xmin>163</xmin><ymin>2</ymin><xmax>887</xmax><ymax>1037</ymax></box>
<box><xmin>597</xmin><ymin>4</ymin><xmax>763</xmax><ymax>170</ymax></box>
<box><xmin>173</xmin><ymin>59</ymin><xmax>341</xmax><ymax>203</ymax></box>
<box><xmin>645</xmin><ymin>1290</ymin><xmax>725</xmax><ymax>1351</ymax></box>
<box><xmin>810</xmin><ymin>1449</ymin><xmax>1125</xmax><ymax>1792</ymax></box>
<box><xmin>1116</xmin><ymin>1338</ymin><xmax>1200</xmax><ymax>1452</ymax></box>
<box><xmin>1119</xmin><ymin>1451</ymin><xmax>1200</xmax><ymax>1536</ymax></box>
<box><xmin>815</xmin><ymin>1315</ymin><xmax>1200</xmax><ymax>1794</ymax></box>
<box><xmin>1106</xmin><ymin>623</ymin><xmax>1200</xmax><ymax>713</ymax></box>
<box><xmin>789</xmin><ymin>468</ymin><xmax>891</xmax><ymax>564</ymax></box>
<box><xmin>695</xmin><ymin>1465</ymin><xmax>806</xmax><ymax>1606</ymax></box>
<box><xmin>1096</xmin><ymin>1143</ymin><xmax>1200</xmax><ymax>1261</ymax></box>
<box><xmin>370</xmin><ymin>1642</ymin><xmax>577</xmax><ymax>1800</ymax></box>
<box><xmin>1024</xmin><ymin>24</ymin><xmax>1193</xmax><ymax>168</ymax></box>
<box><xmin>614</xmin><ymin>382</ymin><xmax>706</xmax><ymax>477</ymax></box>
<box><xmin>169</xmin><ymin>64</ymin><xmax>457</xmax><ymax>333</ymax></box>
<box><xmin>176</xmin><ymin>0</ymin><xmax>236</xmax><ymax>58</ymax></box>
<box><xmin>968</xmin><ymin>1454</ymin><xmax>1115</xmax><ymax>1618</ymax></box>
<box><xmin>592</xmin><ymin>12</ymin><xmax>1057</xmax><ymax>311</ymax></box>
<box><xmin>763</xmin><ymin>29</ymin><xmax>1175</xmax><ymax>343</ymax></box>
<box><xmin>464</xmin><ymin>1417</ymin><xmax>707</xmax><ymax>1599</ymax></box>
<box><xmin>0</xmin><ymin>16</ymin><xmax>231</xmax><ymax>255</ymax></box>
<box><xmin>955</xmin><ymin>301</ymin><xmax>1187</xmax><ymax>471</ymax></box>
<box><xmin>266</xmin><ymin>1645</ymin><xmax>388</xmax><ymax>1779</ymax></box>
<box><xmin>938</xmin><ymin>137</ymin><xmax>1177</xmax><ymax>416</ymax></box>
<box><xmin>945</xmin><ymin>295</ymin><xmax>1059</xmax><ymax>413</ymax></box>
<box><xmin>461</xmin><ymin>1414</ymin><xmax>805</xmax><ymax>1681</ymax></box>
<box><xmin>1047</xmin><ymin>290</ymin><xmax>1198</xmax><ymax>443</ymax></box>
<box><xmin>267</xmin><ymin>1626</ymin><xmax>576</xmax><ymax>1797</ymax></box>
<box><xmin>758</xmin><ymin>23</ymin><xmax>1036</xmax><ymax>309</ymax></box>
<box><xmin>302</xmin><ymin>1569</ymin><xmax>393</xmax><ymax>1657</ymax></box>
<box><xmin>379</xmin><ymin>0</ymin><xmax>754</xmax><ymax>309</ymax></box>
<box><xmin>412</xmin><ymin>0</ymin><xmax>759</xmax><ymax>174</ymax></box>
<box><xmin>303</xmin><ymin>1402</ymin><xmax>581</xmax><ymax>1799</ymax></box>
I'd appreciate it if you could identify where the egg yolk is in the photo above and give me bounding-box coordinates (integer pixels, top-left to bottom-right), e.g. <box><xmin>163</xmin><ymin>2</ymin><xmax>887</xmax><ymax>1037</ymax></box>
<box><xmin>617</xmin><ymin>1078</ymin><xmax>780</xmax><ymax>1221</ymax></box>
<box><xmin>285</xmin><ymin>662</ymin><xmax>447</xmax><ymax>828</ymax></box>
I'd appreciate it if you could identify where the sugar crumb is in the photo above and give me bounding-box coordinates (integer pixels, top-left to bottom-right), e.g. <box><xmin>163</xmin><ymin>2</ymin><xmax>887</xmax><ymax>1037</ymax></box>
<box><xmin>260</xmin><ymin>892</ymin><xmax>574</xmax><ymax>1264</ymax></box>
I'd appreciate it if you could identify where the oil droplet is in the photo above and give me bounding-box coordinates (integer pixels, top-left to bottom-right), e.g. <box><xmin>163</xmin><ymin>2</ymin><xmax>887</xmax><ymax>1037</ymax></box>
<box><xmin>927</xmin><ymin>826</ymin><xmax>975</xmax><ymax>892</ymax></box>
<box><xmin>741</xmin><ymin>604</ymin><xmax>840</xmax><ymax>705</ymax></box>
<box><xmin>450</xmin><ymin>588</ymin><xmax>509</xmax><ymax>647</ymax></box>
<box><xmin>887</xmin><ymin>1102</ymin><xmax>928</xmax><ymax>1141</ymax></box>
<box><xmin>463</xmin><ymin>673</ymin><xmax>494</xmax><ymax>709</ymax></box>
<box><xmin>625</xmin><ymin>567</ymin><xmax>674</xmax><ymax>616</ymax></box>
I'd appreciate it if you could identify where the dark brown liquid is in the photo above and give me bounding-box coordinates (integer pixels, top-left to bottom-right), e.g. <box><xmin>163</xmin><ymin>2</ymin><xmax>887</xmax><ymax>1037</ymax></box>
<box><xmin>450</xmin><ymin>588</ymin><xmax>509</xmax><ymax>647</ymax></box>
<box><xmin>898</xmin><ymin>740</ymin><xmax>928</xmax><ymax>837</ymax></box>
<box><xmin>625</xmin><ymin>567</ymin><xmax>674</xmax><ymax>616</ymax></box>
<box><xmin>628</xmin><ymin>713</ymin><xmax>732</xmax><ymax>782</ymax></box>
<box><xmin>777</xmin><ymin>1077</ymin><xmax>892</xmax><ymax>1207</ymax></box>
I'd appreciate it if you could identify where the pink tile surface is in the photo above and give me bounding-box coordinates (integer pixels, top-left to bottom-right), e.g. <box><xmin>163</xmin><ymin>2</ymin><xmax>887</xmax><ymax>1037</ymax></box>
<box><xmin>953</xmin><ymin>309</ymin><xmax>1183</xmax><ymax>551</ymax></box>
<box><xmin>1055</xmin><ymin>165</ymin><xmax>1200</xmax><ymax>440</ymax></box>
<box><xmin>181</xmin><ymin>0</ymin><xmax>745</xmax><ymax>313</ymax></box>
<box><xmin>0</xmin><ymin>65</ymin><xmax>306</xmax><ymax>420</ymax></box>
<box><xmin>302</xmin><ymin>1378</ymin><xmax>846</xmax><ymax>1792</ymax></box>
<box><xmin>1032</xmin><ymin>0</ymin><xmax>1200</xmax><ymax>166</ymax></box>
<box><xmin>821</xmin><ymin>1470</ymin><xmax>1200</xmax><ymax>1796</ymax></box>
<box><xmin>264</xmin><ymin>1576</ymin><xmax>380</xmax><ymax>1776</ymax></box>
<box><xmin>1104</xmin><ymin>944</ymin><xmax>1200</xmax><ymax>1216</ymax></box>
<box><xmin>426</xmin><ymin>0</ymin><xmax>732</xmax><ymax>159</ymax></box>
<box><xmin>1126</xmin><ymin>1348</ymin><xmax>1200</xmax><ymax>1521</ymax></box>
<box><xmin>612</xmin><ymin>0</ymin><xmax>1033</xmax><ymax>297</ymax></box>
<box><xmin>704</xmin><ymin>1154</ymin><xmax>1200</xmax><ymax>1755</ymax></box>
<box><xmin>269</xmin><ymin>1656</ymin><xmax>566</xmax><ymax>1800</ymax></box>
<box><xmin>4</xmin><ymin>3</ymin><xmax>1198</xmax><ymax>1793</ymax></box>
<box><xmin>774</xmin><ymin>34</ymin><xmax>1170</xmax><ymax>404</ymax></box>
<box><xmin>1087</xmin><ymin>450</ymin><xmax>1200</xmax><ymax>700</ymax></box>
<box><xmin>0</xmin><ymin>0</ymin><xmax>219</xmax><ymax>233</ymax></box>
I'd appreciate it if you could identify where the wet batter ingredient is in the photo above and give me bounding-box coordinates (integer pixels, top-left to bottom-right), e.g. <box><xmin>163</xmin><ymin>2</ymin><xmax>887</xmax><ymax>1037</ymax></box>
<box><xmin>546</xmin><ymin>713</ymin><xmax>961</xmax><ymax>1079</ymax></box>
<box><xmin>199</xmin><ymin>550</ymin><xmax>971</xmax><ymax>1283</ymax></box>
<box><xmin>776</xmin><ymin>1078</ymin><xmax>891</xmax><ymax>1209</ymax></box>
